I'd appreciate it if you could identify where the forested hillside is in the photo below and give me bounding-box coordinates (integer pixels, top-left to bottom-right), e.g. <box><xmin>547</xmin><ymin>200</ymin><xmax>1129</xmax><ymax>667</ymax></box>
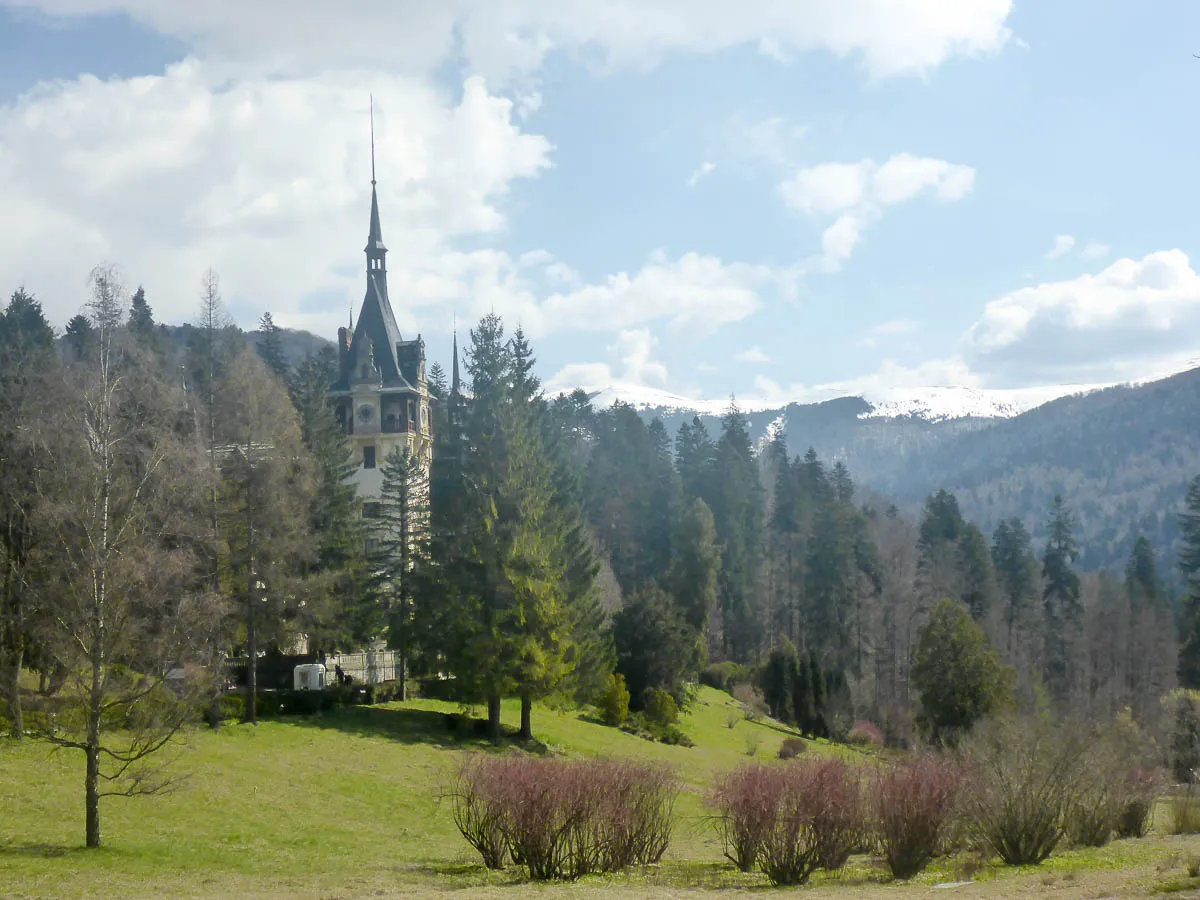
<box><xmin>639</xmin><ymin>368</ymin><xmax>1200</xmax><ymax>577</ymax></box>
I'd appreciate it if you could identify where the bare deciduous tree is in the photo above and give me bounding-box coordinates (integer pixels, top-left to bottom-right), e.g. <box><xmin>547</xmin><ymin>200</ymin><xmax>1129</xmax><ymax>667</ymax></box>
<box><xmin>29</xmin><ymin>265</ymin><xmax>223</xmax><ymax>848</ymax></box>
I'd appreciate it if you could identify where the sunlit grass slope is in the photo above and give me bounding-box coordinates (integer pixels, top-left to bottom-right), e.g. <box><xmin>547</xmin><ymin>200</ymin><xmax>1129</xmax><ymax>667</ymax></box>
<box><xmin>2</xmin><ymin>686</ymin><xmax>1197</xmax><ymax>900</ymax></box>
<box><xmin>0</xmin><ymin>687</ymin><xmax>835</xmax><ymax>898</ymax></box>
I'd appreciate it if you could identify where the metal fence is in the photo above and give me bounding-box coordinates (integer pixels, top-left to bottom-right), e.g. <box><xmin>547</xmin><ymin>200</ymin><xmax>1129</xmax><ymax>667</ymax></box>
<box><xmin>223</xmin><ymin>650</ymin><xmax>400</xmax><ymax>688</ymax></box>
<box><xmin>323</xmin><ymin>650</ymin><xmax>399</xmax><ymax>686</ymax></box>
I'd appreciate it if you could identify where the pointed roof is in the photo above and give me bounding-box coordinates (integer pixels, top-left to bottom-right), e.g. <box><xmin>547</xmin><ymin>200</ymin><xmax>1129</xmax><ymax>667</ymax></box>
<box><xmin>365</xmin><ymin>184</ymin><xmax>387</xmax><ymax>255</ymax></box>
<box><xmin>451</xmin><ymin>326</ymin><xmax>461</xmax><ymax>394</ymax></box>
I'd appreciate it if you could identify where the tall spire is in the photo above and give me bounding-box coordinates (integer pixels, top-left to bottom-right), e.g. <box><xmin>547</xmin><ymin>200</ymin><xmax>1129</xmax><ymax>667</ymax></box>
<box><xmin>451</xmin><ymin>316</ymin><xmax>461</xmax><ymax>395</ymax></box>
<box><xmin>365</xmin><ymin>95</ymin><xmax>387</xmax><ymax>273</ymax></box>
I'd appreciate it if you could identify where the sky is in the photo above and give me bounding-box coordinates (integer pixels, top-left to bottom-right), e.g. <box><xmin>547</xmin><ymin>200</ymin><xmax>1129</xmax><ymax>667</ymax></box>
<box><xmin>1</xmin><ymin>1</ymin><xmax>1200</xmax><ymax>405</ymax></box>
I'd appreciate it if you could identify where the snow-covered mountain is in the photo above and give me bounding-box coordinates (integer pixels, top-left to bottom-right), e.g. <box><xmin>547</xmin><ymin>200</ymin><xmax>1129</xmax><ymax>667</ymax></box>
<box><xmin>575</xmin><ymin>380</ymin><xmax>1112</xmax><ymax>424</ymax></box>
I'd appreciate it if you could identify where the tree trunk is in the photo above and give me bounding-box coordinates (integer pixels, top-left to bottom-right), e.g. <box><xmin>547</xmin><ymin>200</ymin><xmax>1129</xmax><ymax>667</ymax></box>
<box><xmin>6</xmin><ymin>644</ymin><xmax>23</xmax><ymax>738</ymax></box>
<box><xmin>487</xmin><ymin>694</ymin><xmax>502</xmax><ymax>744</ymax></box>
<box><xmin>246</xmin><ymin>595</ymin><xmax>258</xmax><ymax>725</ymax></box>
<box><xmin>519</xmin><ymin>694</ymin><xmax>532</xmax><ymax>741</ymax></box>
<box><xmin>85</xmin><ymin>737</ymin><xmax>101</xmax><ymax>848</ymax></box>
<box><xmin>398</xmin><ymin>651</ymin><xmax>407</xmax><ymax>703</ymax></box>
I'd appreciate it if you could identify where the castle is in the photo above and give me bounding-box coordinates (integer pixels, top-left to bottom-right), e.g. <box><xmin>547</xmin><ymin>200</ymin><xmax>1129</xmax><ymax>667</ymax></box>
<box><xmin>329</xmin><ymin>164</ymin><xmax>432</xmax><ymax>525</ymax></box>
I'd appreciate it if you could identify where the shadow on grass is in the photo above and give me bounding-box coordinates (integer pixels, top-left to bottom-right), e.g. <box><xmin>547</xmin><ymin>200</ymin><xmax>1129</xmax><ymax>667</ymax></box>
<box><xmin>283</xmin><ymin>705</ymin><xmax>549</xmax><ymax>754</ymax></box>
<box><xmin>0</xmin><ymin>841</ymin><xmax>90</xmax><ymax>860</ymax></box>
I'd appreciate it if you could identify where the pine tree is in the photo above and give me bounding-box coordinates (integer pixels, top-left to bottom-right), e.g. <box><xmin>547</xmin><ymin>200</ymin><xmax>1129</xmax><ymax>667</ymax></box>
<box><xmin>0</xmin><ymin>288</ymin><xmax>57</xmax><ymax>738</ymax></box>
<box><xmin>809</xmin><ymin>651</ymin><xmax>828</xmax><ymax>738</ymax></box>
<box><xmin>127</xmin><ymin>286</ymin><xmax>156</xmax><ymax>344</ymax></box>
<box><xmin>64</xmin><ymin>314</ymin><xmax>95</xmax><ymax>361</ymax></box>
<box><xmin>290</xmin><ymin>350</ymin><xmax>372</xmax><ymax>650</ymax></box>
<box><xmin>791</xmin><ymin>657</ymin><xmax>814</xmax><ymax>736</ymax></box>
<box><xmin>759</xmin><ymin>639</ymin><xmax>797</xmax><ymax>721</ymax></box>
<box><xmin>1125</xmin><ymin>536</ymin><xmax>1161</xmax><ymax>611</ymax></box>
<box><xmin>1042</xmin><ymin>494</ymin><xmax>1081</xmax><ymax>705</ymax></box>
<box><xmin>958</xmin><ymin>522</ymin><xmax>999</xmax><ymax>624</ymax></box>
<box><xmin>707</xmin><ymin>401</ymin><xmax>765</xmax><ymax>661</ymax></box>
<box><xmin>376</xmin><ymin>446</ymin><xmax>429</xmax><ymax>700</ymax></box>
<box><xmin>256</xmin><ymin>312</ymin><xmax>290</xmax><ymax>383</ymax></box>
<box><xmin>992</xmin><ymin>518</ymin><xmax>1039</xmax><ymax>655</ymax></box>
<box><xmin>1178</xmin><ymin>477</ymin><xmax>1200</xmax><ymax>688</ymax></box>
<box><xmin>614</xmin><ymin>585</ymin><xmax>694</xmax><ymax>708</ymax></box>
<box><xmin>675</xmin><ymin>416</ymin><xmax>715</xmax><ymax>501</ymax></box>
<box><xmin>427</xmin><ymin>361</ymin><xmax>448</xmax><ymax>400</ymax></box>
<box><xmin>667</xmin><ymin>497</ymin><xmax>721</xmax><ymax>637</ymax></box>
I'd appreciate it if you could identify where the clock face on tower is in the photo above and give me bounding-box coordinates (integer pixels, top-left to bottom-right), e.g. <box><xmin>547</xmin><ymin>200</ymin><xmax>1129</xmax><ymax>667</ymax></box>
<box><xmin>357</xmin><ymin>404</ymin><xmax>374</xmax><ymax>424</ymax></box>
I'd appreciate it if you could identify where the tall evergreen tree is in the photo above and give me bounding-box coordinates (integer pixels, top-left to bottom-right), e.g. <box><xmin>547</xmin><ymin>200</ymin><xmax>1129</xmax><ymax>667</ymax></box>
<box><xmin>707</xmin><ymin>402</ymin><xmax>765</xmax><ymax>661</ymax></box>
<box><xmin>64</xmin><ymin>314</ymin><xmax>95</xmax><ymax>361</ymax></box>
<box><xmin>127</xmin><ymin>286</ymin><xmax>154</xmax><ymax>337</ymax></box>
<box><xmin>0</xmin><ymin>288</ymin><xmax>57</xmax><ymax>737</ymax></box>
<box><xmin>675</xmin><ymin>416</ymin><xmax>715</xmax><ymax>501</ymax></box>
<box><xmin>992</xmin><ymin>518</ymin><xmax>1038</xmax><ymax>653</ymax></box>
<box><xmin>1041</xmin><ymin>494</ymin><xmax>1081</xmax><ymax>705</ymax></box>
<box><xmin>427</xmin><ymin>361</ymin><xmax>448</xmax><ymax>400</ymax></box>
<box><xmin>1178</xmin><ymin>477</ymin><xmax>1200</xmax><ymax>688</ymax></box>
<box><xmin>958</xmin><ymin>522</ymin><xmax>999</xmax><ymax>624</ymax></box>
<box><xmin>290</xmin><ymin>349</ymin><xmax>371</xmax><ymax>650</ymax></box>
<box><xmin>376</xmin><ymin>446</ymin><xmax>429</xmax><ymax>700</ymax></box>
<box><xmin>256</xmin><ymin>311</ymin><xmax>290</xmax><ymax>382</ymax></box>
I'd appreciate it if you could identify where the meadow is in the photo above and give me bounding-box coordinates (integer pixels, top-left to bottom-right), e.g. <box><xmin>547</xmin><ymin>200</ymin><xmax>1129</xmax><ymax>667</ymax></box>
<box><xmin>2</xmin><ymin>686</ymin><xmax>1199</xmax><ymax>899</ymax></box>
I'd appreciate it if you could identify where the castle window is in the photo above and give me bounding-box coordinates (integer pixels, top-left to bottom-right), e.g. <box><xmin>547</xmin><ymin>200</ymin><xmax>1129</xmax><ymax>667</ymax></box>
<box><xmin>363</xmin><ymin>445</ymin><xmax>376</xmax><ymax>469</ymax></box>
<box><xmin>363</xmin><ymin>502</ymin><xmax>381</xmax><ymax>519</ymax></box>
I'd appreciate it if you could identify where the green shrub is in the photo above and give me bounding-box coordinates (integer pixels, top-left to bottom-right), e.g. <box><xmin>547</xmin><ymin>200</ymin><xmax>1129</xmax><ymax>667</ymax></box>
<box><xmin>654</xmin><ymin>724</ymin><xmax>694</xmax><ymax>747</ymax></box>
<box><xmin>779</xmin><ymin>737</ymin><xmax>806</xmax><ymax>760</ymax></box>
<box><xmin>644</xmin><ymin>688</ymin><xmax>678</xmax><ymax>728</ymax></box>
<box><xmin>1164</xmin><ymin>689</ymin><xmax>1200</xmax><ymax>783</ymax></box>
<box><xmin>701</xmin><ymin>662</ymin><xmax>747</xmax><ymax>694</ymax></box>
<box><xmin>1171</xmin><ymin>789</ymin><xmax>1200</xmax><ymax>835</ymax></box>
<box><xmin>963</xmin><ymin>715</ymin><xmax>1088</xmax><ymax>865</ymax></box>
<box><xmin>599</xmin><ymin>674</ymin><xmax>631</xmax><ymax>727</ymax></box>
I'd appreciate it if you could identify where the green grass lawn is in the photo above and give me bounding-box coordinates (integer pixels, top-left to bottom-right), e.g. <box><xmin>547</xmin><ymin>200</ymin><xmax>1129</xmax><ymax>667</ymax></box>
<box><xmin>0</xmin><ymin>687</ymin><xmax>1197</xmax><ymax>899</ymax></box>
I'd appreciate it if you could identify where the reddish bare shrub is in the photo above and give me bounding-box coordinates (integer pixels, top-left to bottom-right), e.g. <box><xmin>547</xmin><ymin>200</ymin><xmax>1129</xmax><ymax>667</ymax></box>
<box><xmin>808</xmin><ymin>759</ymin><xmax>868</xmax><ymax>871</ymax></box>
<box><xmin>778</xmin><ymin>737</ymin><xmax>806</xmax><ymax>760</ymax></box>
<box><xmin>591</xmin><ymin>760</ymin><xmax>679</xmax><ymax>871</ymax></box>
<box><xmin>1115</xmin><ymin>768</ymin><xmax>1162</xmax><ymax>839</ymax></box>
<box><xmin>709</xmin><ymin>764</ymin><xmax>781</xmax><ymax>872</ymax></box>
<box><xmin>448</xmin><ymin>755</ymin><xmax>512</xmax><ymax>869</ymax></box>
<box><xmin>873</xmin><ymin>756</ymin><xmax>966</xmax><ymax>879</ymax></box>
<box><xmin>451</xmin><ymin>757</ymin><xmax>679</xmax><ymax>880</ymax></box>
<box><xmin>497</xmin><ymin>758</ymin><xmax>599</xmax><ymax>880</ymax></box>
<box><xmin>847</xmin><ymin>720</ymin><xmax>885</xmax><ymax>747</ymax></box>
<box><xmin>759</xmin><ymin>759</ymin><xmax>866</xmax><ymax>885</ymax></box>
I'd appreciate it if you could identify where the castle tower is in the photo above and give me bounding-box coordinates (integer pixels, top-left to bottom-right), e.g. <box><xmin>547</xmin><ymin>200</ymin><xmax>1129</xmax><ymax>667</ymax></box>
<box><xmin>330</xmin><ymin>115</ymin><xmax>431</xmax><ymax>532</ymax></box>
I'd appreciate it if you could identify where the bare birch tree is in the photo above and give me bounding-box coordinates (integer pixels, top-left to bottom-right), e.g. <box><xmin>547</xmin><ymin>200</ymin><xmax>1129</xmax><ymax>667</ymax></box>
<box><xmin>29</xmin><ymin>265</ymin><xmax>223</xmax><ymax>848</ymax></box>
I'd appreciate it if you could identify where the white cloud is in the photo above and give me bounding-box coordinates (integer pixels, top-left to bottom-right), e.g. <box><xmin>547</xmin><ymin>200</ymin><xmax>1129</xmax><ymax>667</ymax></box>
<box><xmin>780</xmin><ymin>153</ymin><xmax>975</xmax><ymax>270</ymax></box>
<box><xmin>964</xmin><ymin>249</ymin><xmax>1200</xmax><ymax>384</ymax></box>
<box><xmin>1045</xmin><ymin>234</ymin><xmax>1075</xmax><ymax>260</ymax></box>
<box><xmin>858</xmin><ymin>318</ymin><xmax>918</xmax><ymax>348</ymax></box>
<box><xmin>873</xmin><ymin>152</ymin><xmax>976</xmax><ymax>204</ymax></box>
<box><xmin>1080</xmin><ymin>240</ymin><xmax>1110</xmax><ymax>260</ymax></box>
<box><xmin>780</xmin><ymin>161</ymin><xmax>870</xmax><ymax>214</ymax></box>
<box><xmin>535</xmin><ymin>251</ymin><xmax>800</xmax><ymax>336</ymax></box>
<box><xmin>0</xmin><ymin>62</ymin><xmax>552</xmax><ymax>334</ymax></box>
<box><xmin>733</xmin><ymin>346</ymin><xmax>771</xmax><ymax>364</ymax></box>
<box><xmin>12</xmin><ymin>0</ymin><xmax>1014</xmax><ymax>81</ymax></box>
<box><xmin>544</xmin><ymin>327</ymin><xmax>669</xmax><ymax>393</ymax></box>
<box><xmin>687</xmin><ymin>161</ymin><xmax>716</xmax><ymax>187</ymax></box>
